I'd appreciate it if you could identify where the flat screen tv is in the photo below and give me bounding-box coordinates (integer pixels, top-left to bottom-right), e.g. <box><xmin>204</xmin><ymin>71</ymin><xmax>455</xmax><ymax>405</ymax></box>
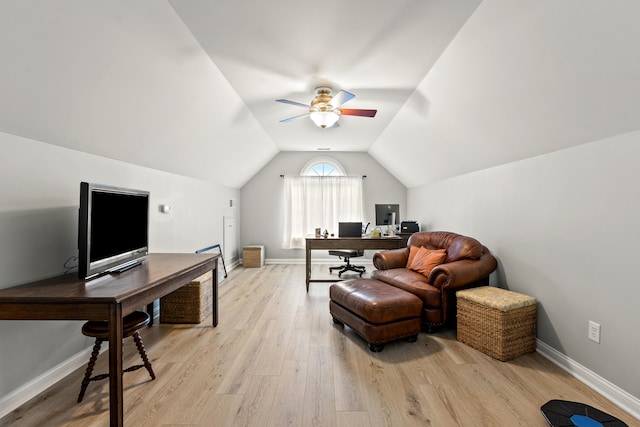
<box><xmin>78</xmin><ymin>182</ymin><xmax>149</xmax><ymax>280</ymax></box>
<box><xmin>375</xmin><ymin>204</ymin><xmax>400</xmax><ymax>226</ymax></box>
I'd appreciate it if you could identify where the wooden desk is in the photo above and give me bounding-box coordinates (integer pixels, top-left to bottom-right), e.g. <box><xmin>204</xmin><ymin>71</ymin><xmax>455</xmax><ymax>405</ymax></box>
<box><xmin>305</xmin><ymin>237</ymin><xmax>405</xmax><ymax>291</ymax></box>
<box><xmin>0</xmin><ymin>253</ymin><xmax>219</xmax><ymax>427</ymax></box>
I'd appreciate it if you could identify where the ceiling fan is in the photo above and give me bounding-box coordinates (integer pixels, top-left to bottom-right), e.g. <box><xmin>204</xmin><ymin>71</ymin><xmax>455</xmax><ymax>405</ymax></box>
<box><xmin>276</xmin><ymin>87</ymin><xmax>377</xmax><ymax>128</ymax></box>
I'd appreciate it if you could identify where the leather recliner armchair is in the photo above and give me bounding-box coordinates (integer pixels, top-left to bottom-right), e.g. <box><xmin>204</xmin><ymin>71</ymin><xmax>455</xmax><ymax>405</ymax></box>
<box><xmin>372</xmin><ymin>231</ymin><xmax>497</xmax><ymax>332</ymax></box>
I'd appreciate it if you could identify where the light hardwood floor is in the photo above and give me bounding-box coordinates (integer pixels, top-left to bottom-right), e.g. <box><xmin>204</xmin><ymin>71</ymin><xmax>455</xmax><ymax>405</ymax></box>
<box><xmin>2</xmin><ymin>263</ymin><xmax>636</xmax><ymax>426</ymax></box>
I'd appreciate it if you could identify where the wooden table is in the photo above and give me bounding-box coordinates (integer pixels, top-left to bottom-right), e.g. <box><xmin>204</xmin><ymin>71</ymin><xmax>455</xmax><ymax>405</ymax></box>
<box><xmin>305</xmin><ymin>237</ymin><xmax>406</xmax><ymax>291</ymax></box>
<box><xmin>0</xmin><ymin>253</ymin><xmax>219</xmax><ymax>427</ymax></box>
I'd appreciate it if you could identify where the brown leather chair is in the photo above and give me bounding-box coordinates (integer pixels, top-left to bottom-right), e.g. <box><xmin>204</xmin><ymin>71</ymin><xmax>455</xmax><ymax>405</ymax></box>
<box><xmin>77</xmin><ymin>311</ymin><xmax>155</xmax><ymax>402</ymax></box>
<box><xmin>372</xmin><ymin>231</ymin><xmax>497</xmax><ymax>332</ymax></box>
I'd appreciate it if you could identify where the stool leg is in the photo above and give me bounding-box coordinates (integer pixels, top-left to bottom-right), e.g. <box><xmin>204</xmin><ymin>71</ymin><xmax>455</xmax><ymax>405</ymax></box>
<box><xmin>132</xmin><ymin>331</ymin><xmax>155</xmax><ymax>380</ymax></box>
<box><xmin>77</xmin><ymin>339</ymin><xmax>103</xmax><ymax>403</ymax></box>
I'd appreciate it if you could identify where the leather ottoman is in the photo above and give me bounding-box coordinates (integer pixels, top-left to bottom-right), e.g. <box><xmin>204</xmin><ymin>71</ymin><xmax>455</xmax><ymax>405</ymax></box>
<box><xmin>329</xmin><ymin>279</ymin><xmax>422</xmax><ymax>352</ymax></box>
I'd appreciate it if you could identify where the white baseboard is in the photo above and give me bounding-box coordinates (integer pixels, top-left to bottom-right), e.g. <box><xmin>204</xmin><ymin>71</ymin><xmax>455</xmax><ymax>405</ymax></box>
<box><xmin>0</xmin><ymin>346</ymin><xmax>100</xmax><ymax>419</ymax></box>
<box><xmin>224</xmin><ymin>259</ymin><xmax>240</xmax><ymax>271</ymax></box>
<box><xmin>219</xmin><ymin>259</ymin><xmax>239</xmax><ymax>281</ymax></box>
<box><xmin>264</xmin><ymin>258</ymin><xmax>304</xmax><ymax>264</ymax></box>
<box><xmin>536</xmin><ymin>339</ymin><xmax>640</xmax><ymax>421</ymax></box>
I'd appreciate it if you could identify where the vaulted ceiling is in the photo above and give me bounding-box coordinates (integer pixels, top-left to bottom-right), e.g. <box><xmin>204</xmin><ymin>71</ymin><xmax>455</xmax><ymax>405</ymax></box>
<box><xmin>1</xmin><ymin>1</ymin><xmax>639</xmax><ymax>188</ymax></box>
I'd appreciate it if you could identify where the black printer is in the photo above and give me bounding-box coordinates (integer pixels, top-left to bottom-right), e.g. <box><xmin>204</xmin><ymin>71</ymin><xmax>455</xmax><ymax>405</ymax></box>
<box><xmin>400</xmin><ymin>221</ymin><xmax>419</xmax><ymax>233</ymax></box>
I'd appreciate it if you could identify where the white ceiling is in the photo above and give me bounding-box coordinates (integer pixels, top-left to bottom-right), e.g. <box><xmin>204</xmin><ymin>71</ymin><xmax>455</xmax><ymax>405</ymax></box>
<box><xmin>1</xmin><ymin>1</ymin><xmax>639</xmax><ymax>188</ymax></box>
<box><xmin>167</xmin><ymin>0</ymin><xmax>483</xmax><ymax>153</ymax></box>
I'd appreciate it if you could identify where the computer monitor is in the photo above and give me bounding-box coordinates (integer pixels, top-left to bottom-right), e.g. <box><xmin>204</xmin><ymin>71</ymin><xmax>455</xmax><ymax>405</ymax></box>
<box><xmin>375</xmin><ymin>204</ymin><xmax>399</xmax><ymax>226</ymax></box>
<box><xmin>338</xmin><ymin>222</ymin><xmax>363</xmax><ymax>237</ymax></box>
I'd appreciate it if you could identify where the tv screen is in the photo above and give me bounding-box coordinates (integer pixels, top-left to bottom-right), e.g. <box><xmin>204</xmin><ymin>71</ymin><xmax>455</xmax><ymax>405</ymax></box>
<box><xmin>78</xmin><ymin>182</ymin><xmax>149</xmax><ymax>280</ymax></box>
<box><xmin>375</xmin><ymin>204</ymin><xmax>400</xmax><ymax>226</ymax></box>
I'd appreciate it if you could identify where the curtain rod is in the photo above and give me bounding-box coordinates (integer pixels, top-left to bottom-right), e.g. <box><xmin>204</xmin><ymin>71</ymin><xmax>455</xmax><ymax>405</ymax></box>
<box><xmin>280</xmin><ymin>174</ymin><xmax>366</xmax><ymax>178</ymax></box>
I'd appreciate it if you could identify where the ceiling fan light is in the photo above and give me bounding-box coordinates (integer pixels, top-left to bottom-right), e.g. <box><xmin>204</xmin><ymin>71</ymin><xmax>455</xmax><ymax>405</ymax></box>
<box><xmin>310</xmin><ymin>111</ymin><xmax>339</xmax><ymax>128</ymax></box>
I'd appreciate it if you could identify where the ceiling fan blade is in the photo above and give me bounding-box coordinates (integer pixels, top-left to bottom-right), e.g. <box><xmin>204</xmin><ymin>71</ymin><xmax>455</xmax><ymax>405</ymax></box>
<box><xmin>279</xmin><ymin>113</ymin><xmax>309</xmax><ymax>123</ymax></box>
<box><xmin>276</xmin><ymin>99</ymin><xmax>310</xmax><ymax>108</ymax></box>
<box><xmin>340</xmin><ymin>108</ymin><xmax>377</xmax><ymax>118</ymax></box>
<box><xmin>328</xmin><ymin>90</ymin><xmax>355</xmax><ymax>108</ymax></box>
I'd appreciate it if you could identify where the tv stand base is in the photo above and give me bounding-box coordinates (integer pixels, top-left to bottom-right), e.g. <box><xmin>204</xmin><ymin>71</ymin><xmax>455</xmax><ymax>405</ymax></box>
<box><xmin>109</xmin><ymin>259</ymin><xmax>144</xmax><ymax>274</ymax></box>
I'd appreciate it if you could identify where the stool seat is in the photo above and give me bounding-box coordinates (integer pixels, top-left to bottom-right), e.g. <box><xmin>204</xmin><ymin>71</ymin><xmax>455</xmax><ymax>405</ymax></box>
<box><xmin>82</xmin><ymin>311</ymin><xmax>151</xmax><ymax>338</ymax></box>
<box><xmin>77</xmin><ymin>310</ymin><xmax>155</xmax><ymax>403</ymax></box>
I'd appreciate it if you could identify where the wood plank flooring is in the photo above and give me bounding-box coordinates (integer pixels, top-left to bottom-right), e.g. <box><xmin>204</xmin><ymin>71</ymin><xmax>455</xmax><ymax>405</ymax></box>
<box><xmin>1</xmin><ymin>263</ymin><xmax>636</xmax><ymax>426</ymax></box>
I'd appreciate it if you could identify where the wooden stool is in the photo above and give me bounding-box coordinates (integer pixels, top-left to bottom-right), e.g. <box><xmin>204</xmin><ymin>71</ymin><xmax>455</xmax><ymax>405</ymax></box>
<box><xmin>77</xmin><ymin>311</ymin><xmax>155</xmax><ymax>403</ymax></box>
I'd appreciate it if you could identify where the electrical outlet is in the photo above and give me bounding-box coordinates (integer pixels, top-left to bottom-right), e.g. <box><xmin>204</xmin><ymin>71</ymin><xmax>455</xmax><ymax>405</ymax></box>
<box><xmin>588</xmin><ymin>321</ymin><xmax>601</xmax><ymax>343</ymax></box>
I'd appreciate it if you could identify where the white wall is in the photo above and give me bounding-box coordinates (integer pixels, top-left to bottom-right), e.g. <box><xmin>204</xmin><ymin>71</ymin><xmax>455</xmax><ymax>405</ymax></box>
<box><xmin>240</xmin><ymin>152</ymin><xmax>407</xmax><ymax>261</ymax></box>
<box><xmin>0</xmin><ymin>1</ymin><xmax>277</xmax><ymax>189</ymax></box>
<box><xmin>408</xmin><ymin>130</ymin><xmax>640</xmax><ymax>401</ymax></box>
<box><xmin>0</xmin><ymin>131</ymin><xmax>238</xmax><ymax>400</ymax></box>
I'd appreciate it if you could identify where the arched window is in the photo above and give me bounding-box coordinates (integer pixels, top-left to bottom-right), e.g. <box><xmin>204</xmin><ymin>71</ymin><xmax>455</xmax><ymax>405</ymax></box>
<box><xmin>282</xmin><ymin>157</ymin><xmax>363</xmax><ymax>249</ymax></box>
<box><xmin>300</xmin><ymin>157</ymin><xmax>346</xmax><ymax>177</ymax></box>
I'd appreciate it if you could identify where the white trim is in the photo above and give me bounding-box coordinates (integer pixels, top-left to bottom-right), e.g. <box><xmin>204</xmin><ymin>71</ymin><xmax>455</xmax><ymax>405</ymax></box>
<box><xmin>0</xmin><ymin>346</ymin><xmax>103</xmax><ymax>419</ymax></box>
<box><xmin>264</xmin><ymin>258</ymin><xmax>306</xmax><ymax>264</ymax></box>
<box><xmin>536</xmin><ymin>339</ymin><xmax>640</xmax><ymax>421</ymax></box>
<box><xmin>226</xmin><ymin>259</ymin><xmax>240</xmax><ymax>272</ymax></box>
<box><xmin>218</xmin><ymin>259</ymin><xmax>239</xmax><ymax>282</ymax></box>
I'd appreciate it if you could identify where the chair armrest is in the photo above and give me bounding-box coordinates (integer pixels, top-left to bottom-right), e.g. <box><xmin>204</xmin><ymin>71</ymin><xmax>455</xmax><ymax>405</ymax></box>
<box><xmin>373</xmin><ymin>248</ymin><xmax>409</xmax><ymax>270</ymax></box>
<box><xmin>429</xmin><ymin>251</ymin><xmax>497</xmax><ymax>291</ymax></box>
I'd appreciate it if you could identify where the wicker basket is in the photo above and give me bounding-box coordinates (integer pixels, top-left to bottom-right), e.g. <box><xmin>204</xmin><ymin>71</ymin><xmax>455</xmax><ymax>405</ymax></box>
<box><xmin>160</xmin><ymin>272</ymin><xmax>213</xmax><ymax>324</ymax></box>
<box><xmin>456</xmin><ymin>286</ymin><xmax>536</xmax><ymax>361</ymax></box>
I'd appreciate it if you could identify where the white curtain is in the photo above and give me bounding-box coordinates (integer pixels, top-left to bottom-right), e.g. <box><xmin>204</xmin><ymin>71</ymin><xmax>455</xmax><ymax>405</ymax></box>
<box><xmin>282</xmin><ymin>176</ymin><xmax>363</xmax><ymax>249</ymax></box>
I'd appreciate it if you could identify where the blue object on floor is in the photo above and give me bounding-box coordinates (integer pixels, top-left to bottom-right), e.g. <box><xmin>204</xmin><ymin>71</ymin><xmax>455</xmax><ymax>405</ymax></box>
<box><xmin>541</xmin><ymin>400</ymin><xmax>628</xmax><ymax>427</ymax></box>
<box><xmin>571</xmin><ymin>414</ymin><xmax>604</xmax><ymax>427</ymax></box>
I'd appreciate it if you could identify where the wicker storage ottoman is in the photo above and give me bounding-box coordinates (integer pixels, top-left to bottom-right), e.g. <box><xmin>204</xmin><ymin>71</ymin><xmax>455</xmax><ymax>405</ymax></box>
<box><xmin>243</xmin><ymin>245</ymin><xmax>265</xmax><ymax>267</ymax></box>
<box><xmin>456</xmin><ymin>286</ymin><xmax>536</xmax><ymax>361</ymax></box>
<box><xmin>160</xmin><ymin>272</ymin><xmax>213</xmax><ymax>324</ymax></box>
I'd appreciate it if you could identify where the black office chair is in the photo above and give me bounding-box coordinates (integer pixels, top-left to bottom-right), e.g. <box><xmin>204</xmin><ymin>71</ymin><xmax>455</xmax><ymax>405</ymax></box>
<box><xmin>329</xmin><ymin>249</ymin><xmax>366</xmax><ymax>277</ymax></box>
<box><xmin>329</xmin><ymin>222</ymin><xmax>366</xmax><ymax>277</ymax></box>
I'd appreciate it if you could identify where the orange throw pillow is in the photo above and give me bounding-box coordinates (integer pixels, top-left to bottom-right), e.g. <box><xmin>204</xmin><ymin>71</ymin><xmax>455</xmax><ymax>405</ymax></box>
<box><xmin>408</xmin><ymin>247</ymin><xmax>446</xmax><ymax>277</ymax></box>
<box><xmin>406</xmin><ymin>245</ymin><xmax>421</xmax><ymax>267</ymax></box>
